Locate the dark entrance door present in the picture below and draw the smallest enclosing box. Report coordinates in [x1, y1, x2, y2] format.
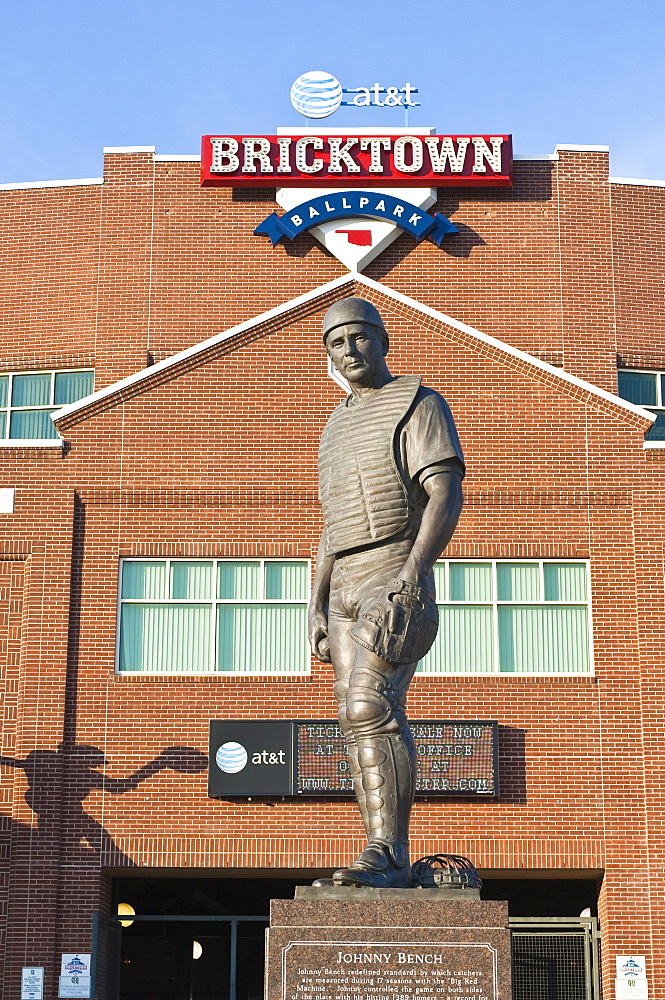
[116, 917, 267, 1000]
[108, 875, 304, 1000]
[91, 913, 122, 1000]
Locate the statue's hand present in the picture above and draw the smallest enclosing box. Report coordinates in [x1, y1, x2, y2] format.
[308, 608, 331, 663]
[396, 563, 431, 591]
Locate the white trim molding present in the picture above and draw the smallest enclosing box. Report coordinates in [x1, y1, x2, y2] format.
[276, 126, 436, 136]
[555, 143, 610, 153]
[610, 176, 665, 188]
[0, 488, 15, 513]
[103, 145, 156, 154]
[0, 177, 103, 192]
[513, 154, 559, 161]
[0, 438, 62, 448]
[51, 272, 656, 431]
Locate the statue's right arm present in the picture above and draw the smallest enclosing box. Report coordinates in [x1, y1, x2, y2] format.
[308, 531, 334, 663]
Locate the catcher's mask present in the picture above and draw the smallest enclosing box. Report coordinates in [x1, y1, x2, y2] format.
[411, 854, 483, 890]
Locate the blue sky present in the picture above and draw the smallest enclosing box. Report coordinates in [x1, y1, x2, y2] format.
[1, 0, 664, 184]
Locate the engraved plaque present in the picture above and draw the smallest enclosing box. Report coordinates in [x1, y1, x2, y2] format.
[281, 940, 499, 1000]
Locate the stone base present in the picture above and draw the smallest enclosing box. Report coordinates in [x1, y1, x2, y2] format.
[265, 895, 511, 1000]
[295, 886, 481, 901]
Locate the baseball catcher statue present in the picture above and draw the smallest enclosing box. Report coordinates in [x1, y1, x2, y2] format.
[309, 297, 465, 889]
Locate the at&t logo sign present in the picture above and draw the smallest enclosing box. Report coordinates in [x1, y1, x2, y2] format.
[290, 71, 419, 119]
[208, 722, 293, 796]
[215, 741, 287, 772]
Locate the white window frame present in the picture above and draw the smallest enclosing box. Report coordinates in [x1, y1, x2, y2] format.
[116, 557, 312, 677]
[0, 368, 94, 446]
[616, 367, 665, 448]
[416, 558, 594, 677]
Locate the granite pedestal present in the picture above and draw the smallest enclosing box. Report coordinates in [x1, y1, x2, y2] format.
[265, 891, 511, 1000]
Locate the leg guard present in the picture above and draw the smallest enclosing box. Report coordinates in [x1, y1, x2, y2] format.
[333, 669, 417, 887]
[332, 733, 414, 887]
[357, 733, 415, 849]
[333, 677, 369, 837]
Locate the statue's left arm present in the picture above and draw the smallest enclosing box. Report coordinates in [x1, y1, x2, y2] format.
[397, 471, 463, 588]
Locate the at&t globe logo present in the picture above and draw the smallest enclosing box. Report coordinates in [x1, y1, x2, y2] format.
[215, 741, 248, 773]
[290, 71, 343, 119]
[289, 72, 420, 120]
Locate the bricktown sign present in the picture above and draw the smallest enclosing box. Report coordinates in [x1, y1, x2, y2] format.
[200, 132, 512, 271]
[200, 134, 513, 187]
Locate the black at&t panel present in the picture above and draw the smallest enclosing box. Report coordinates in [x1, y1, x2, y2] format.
[295, 721, 498, 796]
[209, 720, 293, 797]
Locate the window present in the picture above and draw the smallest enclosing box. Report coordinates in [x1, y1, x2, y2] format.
[617, 368, 665, 441]
[118, 559, 310, 675]
[0, 369, 94, 441]
[417, 561, 591, 675]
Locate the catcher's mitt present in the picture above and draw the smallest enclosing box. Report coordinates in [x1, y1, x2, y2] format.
[351, 578, 439, 665]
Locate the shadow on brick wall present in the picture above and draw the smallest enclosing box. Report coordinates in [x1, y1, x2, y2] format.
[0, 744, 207, 867]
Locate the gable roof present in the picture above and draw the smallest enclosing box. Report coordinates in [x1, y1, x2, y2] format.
[52, 273, 654, 432]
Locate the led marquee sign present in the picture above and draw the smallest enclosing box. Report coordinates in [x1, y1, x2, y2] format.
[200, 135, 513, 188]
[208, 720, 498, 798]
[296, 721, 498, 796]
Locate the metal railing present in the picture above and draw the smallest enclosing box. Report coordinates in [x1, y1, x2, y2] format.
[510, 917, 601, 1000]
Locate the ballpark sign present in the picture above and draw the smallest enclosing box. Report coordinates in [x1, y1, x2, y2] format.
[255, 190, 457, 248]
[200, 134, 513, 188]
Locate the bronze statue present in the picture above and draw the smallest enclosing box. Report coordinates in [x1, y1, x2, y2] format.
[309, 297, 464, 889]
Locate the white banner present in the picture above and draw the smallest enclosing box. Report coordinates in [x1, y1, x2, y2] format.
[21, 967, 44, 1000]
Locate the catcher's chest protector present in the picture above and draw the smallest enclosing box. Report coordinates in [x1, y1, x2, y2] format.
[319, 375, 421, 556]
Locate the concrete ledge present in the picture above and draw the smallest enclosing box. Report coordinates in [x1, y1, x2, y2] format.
[0, 438, 62, 448]
[103, 145, 156, 154]
[513, 154, 559, 161]
[295, 885, 481, 901]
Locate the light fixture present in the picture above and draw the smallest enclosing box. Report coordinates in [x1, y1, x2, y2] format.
[192, 941, 203, 960]
[117, 903, 135, 928]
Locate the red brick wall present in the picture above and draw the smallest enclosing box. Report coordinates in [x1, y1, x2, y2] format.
[612, 180, 665, 367]
[0, 185, 100, 365]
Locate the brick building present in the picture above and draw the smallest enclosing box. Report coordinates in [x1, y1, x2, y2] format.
[0, 135, 664, 1000]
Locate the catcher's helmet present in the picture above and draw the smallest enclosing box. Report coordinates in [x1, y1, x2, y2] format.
[322, 297, 387, 344]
